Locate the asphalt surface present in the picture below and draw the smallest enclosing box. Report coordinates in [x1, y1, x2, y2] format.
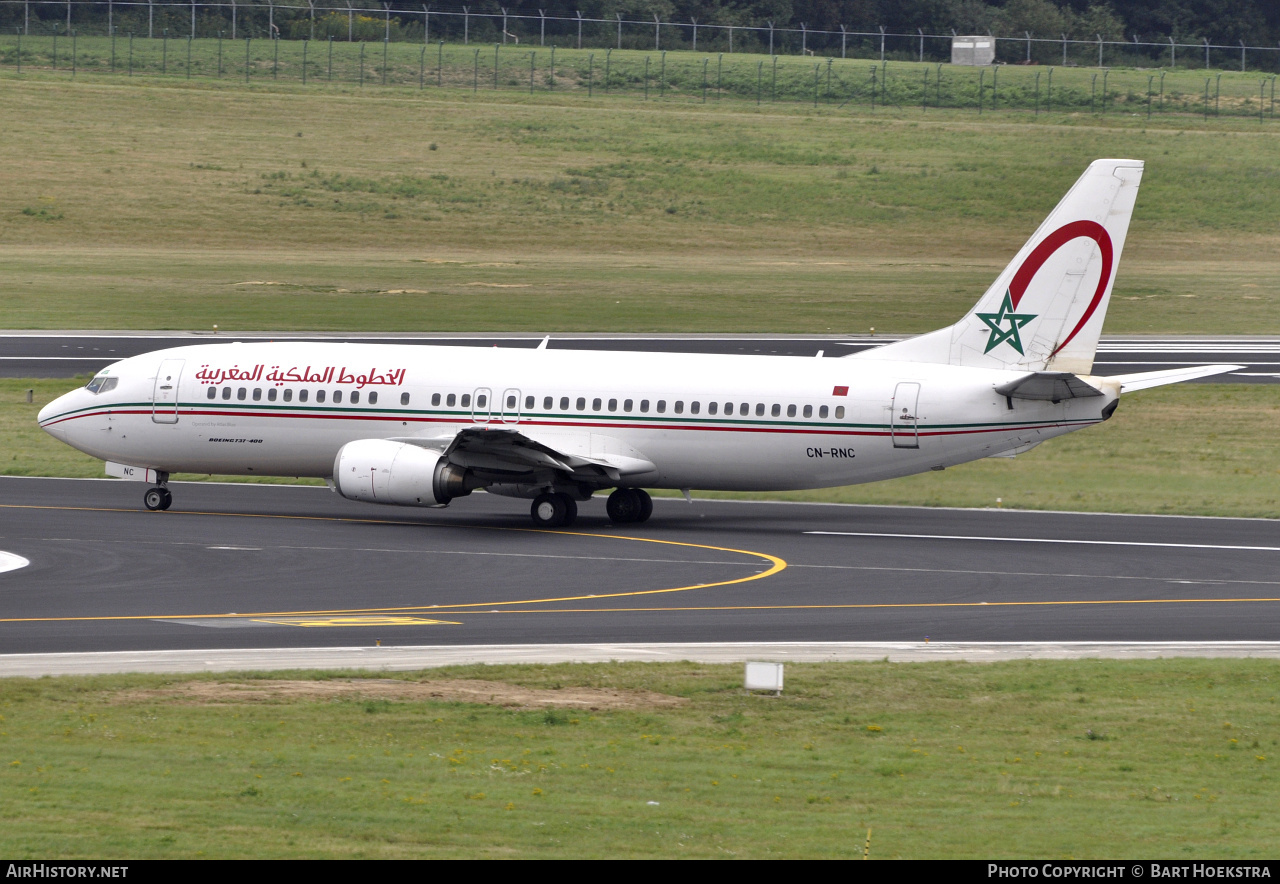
[4, 333, 1279, 382]
[2, 477, 1278, 656]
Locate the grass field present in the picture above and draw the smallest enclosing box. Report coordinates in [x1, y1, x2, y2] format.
[0, 68, 1277, 333]
[2, 660, 1279, 858]
[8, 379, 1280, 517]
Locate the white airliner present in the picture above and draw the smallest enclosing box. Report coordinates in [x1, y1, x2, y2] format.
[38, 159, 1240, 527]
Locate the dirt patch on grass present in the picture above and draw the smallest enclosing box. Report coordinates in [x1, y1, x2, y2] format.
[111, 679, 688, 710]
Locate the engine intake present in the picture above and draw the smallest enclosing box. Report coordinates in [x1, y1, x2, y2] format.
[333, 439, 472, 507]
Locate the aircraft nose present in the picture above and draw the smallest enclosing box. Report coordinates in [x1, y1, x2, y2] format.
[38, 392, 74, 440]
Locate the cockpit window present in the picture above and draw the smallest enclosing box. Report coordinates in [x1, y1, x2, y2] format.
[85, 376, 118, 395]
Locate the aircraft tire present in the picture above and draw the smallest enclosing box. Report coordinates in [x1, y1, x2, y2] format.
[143, 487, 167, 511]
[558, 495, 578, 527]
[606, 488, 641, 523]
[531, 492, 567, 528]
[158, 488, 173, 510]
[634, 489, 653, 523]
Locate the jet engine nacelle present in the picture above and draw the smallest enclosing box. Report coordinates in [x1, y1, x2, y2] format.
[333, 439, 467, 507]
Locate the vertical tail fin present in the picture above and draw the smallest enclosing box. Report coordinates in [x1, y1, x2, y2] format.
[853, 159, 1144, 374]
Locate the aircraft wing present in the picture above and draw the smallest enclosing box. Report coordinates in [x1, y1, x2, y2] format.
[388, 427, 656, 484]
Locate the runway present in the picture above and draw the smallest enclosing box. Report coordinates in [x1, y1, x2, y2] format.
[2, 477, 1279, 660]
[4, 332, 1280, 382]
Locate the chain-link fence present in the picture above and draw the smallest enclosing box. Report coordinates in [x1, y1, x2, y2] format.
[3, 1, 1280, 73]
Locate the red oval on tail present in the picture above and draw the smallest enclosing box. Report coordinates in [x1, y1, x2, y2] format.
[1008, 220, 1113, 358]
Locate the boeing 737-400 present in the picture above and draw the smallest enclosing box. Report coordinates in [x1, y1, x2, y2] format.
[37, 159, 1241, 527]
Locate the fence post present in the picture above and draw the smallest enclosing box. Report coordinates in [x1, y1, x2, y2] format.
[230, 0, 236, 40]
[190, 0, 195, 39]
[879, 25, 885, 62]
[1240, 39, 1245, 73]
[148, 0, 153, 39]
[539, 9, 545, 47]
[24, 0, 28, 36]
[840, 25, 847, 59]
[463, 6, 469, 45]
[728, 25, 732, 53]
[108, 0, 113, 38]
[1025, 30, 1031, 63]
[1062, 32, 1066, 65]
[423, 5, 429, 45]
[801, 23, 807, 56]
[1203, 37, 1209, 70]
[1159, 69, 1166, 109]
[616, 13, 621, 51]
[384, 3, 391, 44]
[1097, 34, 1102, 68]
[308, 1, 315, 41]
[691, 17, 697, 52]
[653, 14, 659, 51]
[268, 0, 274, 40]
[65, 0, 70, 34]
[1169, 36, 1174, 68]
[347, 4, 352, 42]
[768, 21, 773, 57]
[576, 11, 582, 50]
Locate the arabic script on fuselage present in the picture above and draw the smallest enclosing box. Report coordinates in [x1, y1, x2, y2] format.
[194, 364, 408, 388]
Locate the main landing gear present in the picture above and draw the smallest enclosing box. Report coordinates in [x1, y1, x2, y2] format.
[606, 488, 653, 525]
[530, 492, 578, 528]
[143, 473, 172, 512]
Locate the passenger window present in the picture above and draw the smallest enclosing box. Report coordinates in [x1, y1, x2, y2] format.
[333, 390, 342, 404]
[543, 396, 553, 409]
[787, 404, 796, 417]
[350, 391, 359, 404]
[674, 401, 683, 414]
[525, 395, 534, 409]
[460, 394, 470, 407]
[299, 390, 309, 403]
[506, 394, 516, 409]
[252, 388, 262, 401]
[446, 393, 456, 407]
[608, 399, 617, 412]
[623, 399, 633, 412]
[819, 405, 828, 419]
[283, 389, 293, 402]
[771, 404, 781, 417]
[755, 403, 765, 416]
[592, 398, 602, 411]
[477, 394, 487, 408]
[690, 401, 700, 415]
[206, 387, 217, 400]
[725, 402, 734, 415]
[316, 390, 326, 403]
[708, 402, 718, 415]
[835, 406, 845, 419]
[640, 400, 649, 413]
[803, 404, 812, 418]
[431, 393, 441, 406]
[403, 392, 413, 406]
[268, 388, 277, 402]
[559, 397, 569, 410]
[656, 400, 666, 414]
[368, 391, 377, 405]
[576, 397, 586, 411]
[237, 387, 247, 401]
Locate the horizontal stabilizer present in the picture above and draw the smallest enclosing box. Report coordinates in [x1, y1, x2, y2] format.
[1111, 364, 1244, 392]
[994, 372, 1103, 402]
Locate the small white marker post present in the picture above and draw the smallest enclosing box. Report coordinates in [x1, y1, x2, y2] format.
[744, 662, 783, 697]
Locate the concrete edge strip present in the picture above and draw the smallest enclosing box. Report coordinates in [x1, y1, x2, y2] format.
[5, 642, 1280, 677]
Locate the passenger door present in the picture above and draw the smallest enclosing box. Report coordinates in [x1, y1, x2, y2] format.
[151, 359, 184, 424]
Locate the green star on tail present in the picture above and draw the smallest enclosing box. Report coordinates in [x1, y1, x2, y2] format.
[976, 291, 1038, 355]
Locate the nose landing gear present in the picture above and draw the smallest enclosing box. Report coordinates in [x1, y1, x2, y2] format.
[143, 472, 173, 511]
[606, 488, 653, 524]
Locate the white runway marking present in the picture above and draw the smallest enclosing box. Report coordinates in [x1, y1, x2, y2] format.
[0, 552, 31, 574]
[805, 532, 1280, 553]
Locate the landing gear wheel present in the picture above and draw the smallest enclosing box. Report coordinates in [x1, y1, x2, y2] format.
[634, 488, 653, 523]
[559, 495, 578, 527]
[531, 492, 568, 528]
[143, 487, 172, 511]
[607, 488, 653, 524]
